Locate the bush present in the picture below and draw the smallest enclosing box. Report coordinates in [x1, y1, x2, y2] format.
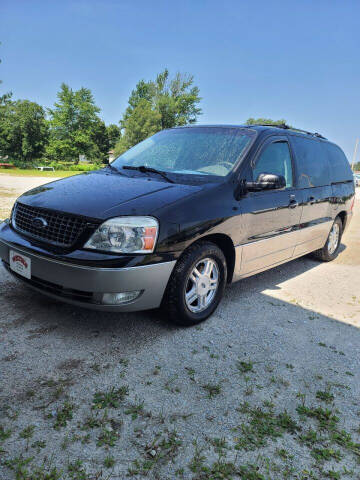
[46, 161, 101, 171]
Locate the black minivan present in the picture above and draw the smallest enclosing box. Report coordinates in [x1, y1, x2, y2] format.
[0, 125, 355, 325]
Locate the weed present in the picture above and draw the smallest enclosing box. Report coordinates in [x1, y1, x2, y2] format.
[104, 455, 115, 468]
[235, 403, 300, 451]
[330, 429, 360, 456]
[237, 360, 254, 373]
[276, 448, 293, 460]
[4, 456, 62, 480]
[129, 430, 182, 475]
[244, 376, 254, 396]
[125, 401, 144, 420]
[90, 363, 101, 373]
[316, 390, 334, 404]
[81, 414, 104, 430]
[210, 353, 220, 359]
[119, 358, 129, 367]
[25, 389, 36, 399]
[19, 425, 35, 439]
[185, 367, 196, 381]
[311, 447, 342, 462]
[299, 428, 319, 446]
[324, 470, 341, 479]
[92, 385, 129, 409]
[68, 460, 88, 480]
[202, 383, 222, 398]
[209, 437, 229, 453]
[296, 405, 339, 430]
[31, 440, 46, 452]
[0, 425, 11, 441]
[164, 375, 181, 393]
[53, 401, 74, 430]
[189, 447, 265, 480]
[97, 427, 119, 447]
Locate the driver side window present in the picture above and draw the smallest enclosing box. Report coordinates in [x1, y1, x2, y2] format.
[253, 141, 293, 188]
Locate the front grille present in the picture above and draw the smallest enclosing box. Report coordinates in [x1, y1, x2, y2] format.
[12, 203, 96, 248]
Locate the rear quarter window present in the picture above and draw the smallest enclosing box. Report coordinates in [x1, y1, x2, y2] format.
[322, 142, 353, 183]
[291, 136, 330, 188]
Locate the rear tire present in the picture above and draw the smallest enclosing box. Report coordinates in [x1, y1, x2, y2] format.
[311, 217, 343, 262]
[162, 241, 227, 326]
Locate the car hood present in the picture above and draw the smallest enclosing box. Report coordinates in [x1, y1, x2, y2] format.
[18, 170, 202, 220]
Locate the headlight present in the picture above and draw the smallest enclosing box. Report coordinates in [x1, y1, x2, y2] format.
[84, 216, 159, 254]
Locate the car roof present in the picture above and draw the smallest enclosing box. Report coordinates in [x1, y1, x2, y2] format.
[172, 124, 328, 141]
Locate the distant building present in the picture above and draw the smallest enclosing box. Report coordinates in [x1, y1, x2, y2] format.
[108, 150, 116, 163]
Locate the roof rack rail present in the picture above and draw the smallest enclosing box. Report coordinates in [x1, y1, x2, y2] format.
[250, 123, 327, 140]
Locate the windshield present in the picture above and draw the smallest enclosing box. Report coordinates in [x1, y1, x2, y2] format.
[112, 127, 255, 177]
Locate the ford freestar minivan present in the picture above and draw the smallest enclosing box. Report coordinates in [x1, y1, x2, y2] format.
[0, 125, 355, 325]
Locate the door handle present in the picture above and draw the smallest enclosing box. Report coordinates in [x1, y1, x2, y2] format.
[288, 195, 298, 209]
[308, 196, 315, 205]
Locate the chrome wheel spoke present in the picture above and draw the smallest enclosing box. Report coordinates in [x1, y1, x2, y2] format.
[186, 287, 198, 305]
[203, 259, 214, 277]
[190, 268, 201, 283]
[328, 223, 340, 254]
[198, 294, 207, 309]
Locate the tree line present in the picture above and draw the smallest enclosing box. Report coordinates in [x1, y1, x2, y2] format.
[0, 67, 204, 166]
[1, 55, 291, 167]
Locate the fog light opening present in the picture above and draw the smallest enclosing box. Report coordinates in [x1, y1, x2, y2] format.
[102, 291, 142, 305]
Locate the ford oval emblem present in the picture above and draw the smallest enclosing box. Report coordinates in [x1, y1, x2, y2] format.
[32, 217, 48, 229]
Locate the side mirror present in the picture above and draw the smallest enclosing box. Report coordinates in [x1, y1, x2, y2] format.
[246, 173, 286, 191]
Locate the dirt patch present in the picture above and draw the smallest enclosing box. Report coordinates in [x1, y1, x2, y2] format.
[0, 174, 60, 219]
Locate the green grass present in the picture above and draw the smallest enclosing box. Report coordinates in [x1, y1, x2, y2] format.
[235, 402, 300, 451]
[52, 401, 75, 430]
[0, 169, 85, 178]
[92, 386, 129, 409]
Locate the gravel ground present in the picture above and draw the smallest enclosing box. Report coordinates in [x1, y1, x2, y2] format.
[0, 177, 359, 479]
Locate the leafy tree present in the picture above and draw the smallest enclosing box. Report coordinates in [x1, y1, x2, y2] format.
[47, 83, 103, 163]
[115, 69, 201, 154]
[0, 100, 48, 163]
[115, 99, 162, 155]
[246, 117, 288, 126]
[106, 124, 121, 149]
[91, 119, 110, 162]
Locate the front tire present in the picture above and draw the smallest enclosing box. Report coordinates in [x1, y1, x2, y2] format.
[162, 241, 227, 326]
[312, 217, 343, 262]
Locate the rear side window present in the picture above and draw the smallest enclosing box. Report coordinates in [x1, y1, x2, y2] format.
[322, 143, 353, 183]
[291, 136, 330, 188]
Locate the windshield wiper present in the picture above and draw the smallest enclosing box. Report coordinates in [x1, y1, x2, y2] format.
[122, 165, 175, 183]
[106, 163, 131, 177]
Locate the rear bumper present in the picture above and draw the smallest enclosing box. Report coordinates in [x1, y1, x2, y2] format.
[0, 226, 176, 312]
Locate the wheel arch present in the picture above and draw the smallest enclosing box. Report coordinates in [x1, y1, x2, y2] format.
[337, 210, 347, 230]
[185, 233, 236, 283]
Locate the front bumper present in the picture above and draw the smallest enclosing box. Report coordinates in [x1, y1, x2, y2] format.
[0, 224, 176, 312]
